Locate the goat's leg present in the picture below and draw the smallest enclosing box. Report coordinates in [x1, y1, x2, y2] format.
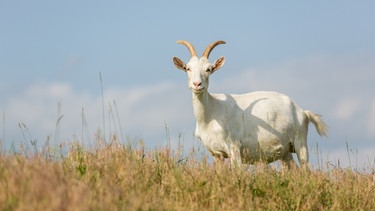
[293, 134, 310, 169]
[229, 143, 243, 169]
[280, 153, 298, 169]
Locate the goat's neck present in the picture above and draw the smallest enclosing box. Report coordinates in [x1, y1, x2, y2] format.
[191, 91, 213, 123]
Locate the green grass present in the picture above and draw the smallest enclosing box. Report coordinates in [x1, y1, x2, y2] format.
[1, 139, 375, 210]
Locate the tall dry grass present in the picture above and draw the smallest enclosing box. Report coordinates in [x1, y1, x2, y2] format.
[1, 140, 375, 210]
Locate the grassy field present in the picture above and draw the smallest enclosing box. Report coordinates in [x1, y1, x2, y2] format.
[1, 139, 375, 211]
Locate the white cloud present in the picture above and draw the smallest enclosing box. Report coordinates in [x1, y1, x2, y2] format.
[3, 83, 94, 144]
[334, 97, 362, 120]
[1, 81, 193, 150]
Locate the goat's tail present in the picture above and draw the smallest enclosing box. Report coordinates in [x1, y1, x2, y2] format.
[305, 110, 328, 137]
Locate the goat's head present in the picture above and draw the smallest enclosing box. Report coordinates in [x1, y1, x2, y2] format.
[173, 40, 226, 95]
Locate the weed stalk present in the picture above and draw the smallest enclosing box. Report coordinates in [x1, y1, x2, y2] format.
[99, 72, 106, 143]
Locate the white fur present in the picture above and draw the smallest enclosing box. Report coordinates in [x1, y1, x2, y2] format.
[173, 40, 327, 168]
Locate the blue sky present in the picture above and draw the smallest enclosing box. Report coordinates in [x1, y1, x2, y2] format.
[1, 1, 375, 169]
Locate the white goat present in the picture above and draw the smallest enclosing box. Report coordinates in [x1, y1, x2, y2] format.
[172, 40, 328, 168]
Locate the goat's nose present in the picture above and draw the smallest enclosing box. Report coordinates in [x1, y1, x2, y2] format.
[193, 82, 202, 87]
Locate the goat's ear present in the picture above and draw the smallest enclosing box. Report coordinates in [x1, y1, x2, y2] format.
[210, 56, 225, 73]
[173, 57, 187, 72]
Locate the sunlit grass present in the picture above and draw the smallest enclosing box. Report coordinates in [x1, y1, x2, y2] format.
[1, 137, 375, 210]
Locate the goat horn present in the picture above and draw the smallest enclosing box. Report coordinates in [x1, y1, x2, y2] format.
[202, 40, 226, 58]
[176, 40, 197, 57]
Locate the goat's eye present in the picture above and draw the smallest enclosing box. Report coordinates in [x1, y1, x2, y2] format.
[206, 67, 212, 72]
[186, 67, 191, 72]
